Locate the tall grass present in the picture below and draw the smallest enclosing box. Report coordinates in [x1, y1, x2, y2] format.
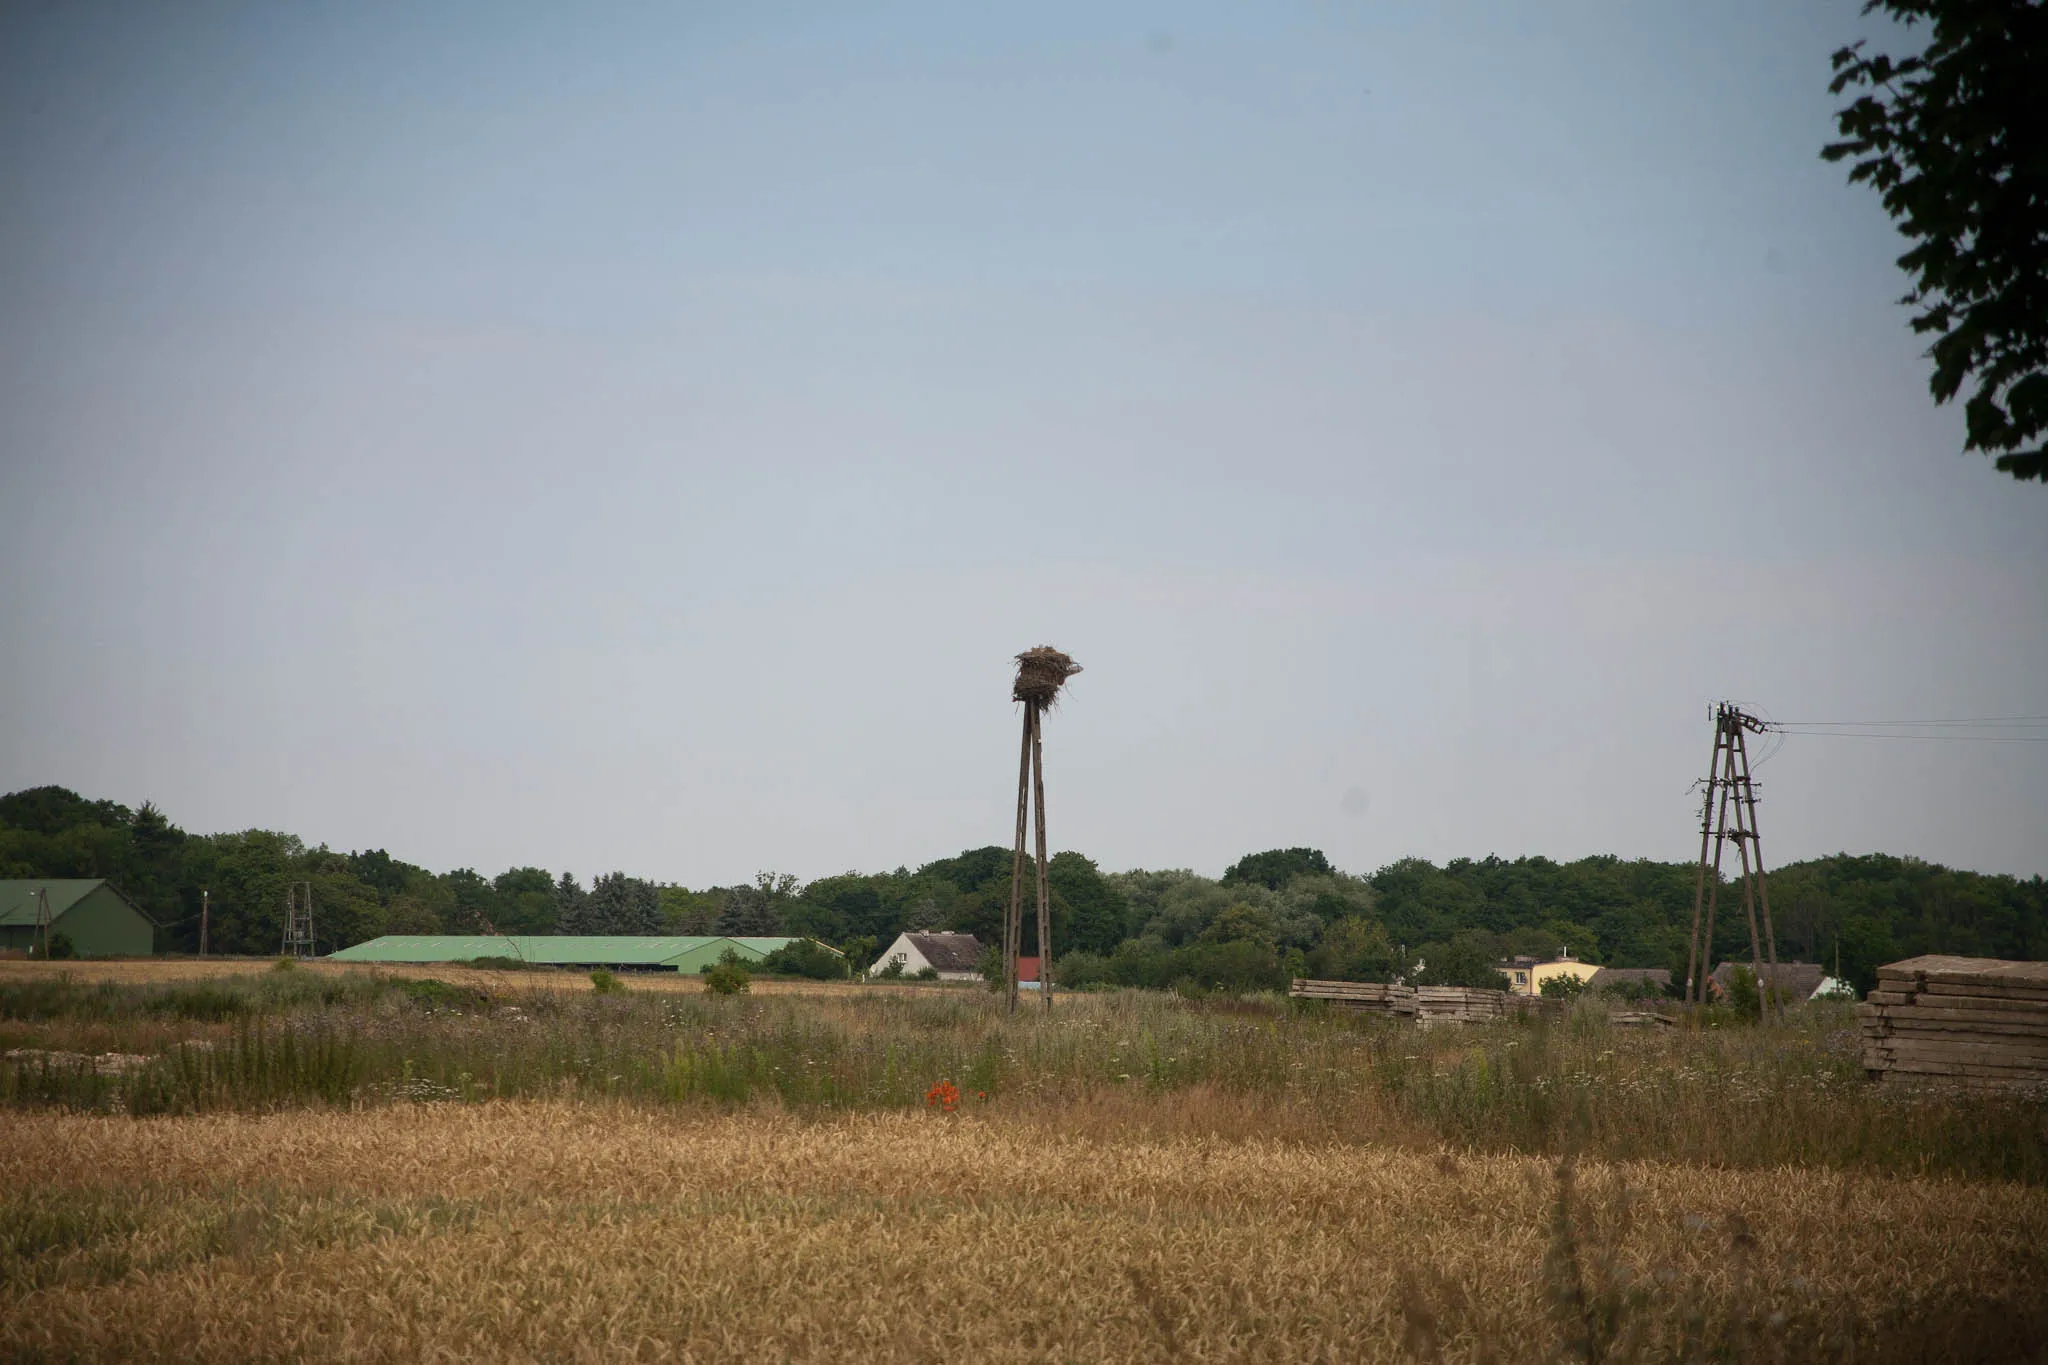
[3, 972, 2044, 1181]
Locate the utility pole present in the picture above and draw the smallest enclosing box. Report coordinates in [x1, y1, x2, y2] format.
[32, 887, 51, 959]
[200, 889, 210, 958]
[1683, 703, 1782, 1019]
[1005, 646, 1080, 1015]
[282, 881, 315, 960]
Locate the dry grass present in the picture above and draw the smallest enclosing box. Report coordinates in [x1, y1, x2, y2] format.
[3, 1101, 2044, 1362]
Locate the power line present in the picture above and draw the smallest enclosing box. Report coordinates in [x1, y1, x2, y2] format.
[1769, 716, 2048, 727]
[1771, 729, 2048, 743]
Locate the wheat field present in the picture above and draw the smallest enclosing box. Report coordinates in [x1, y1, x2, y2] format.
[3, 1100, 2046, 1362]
[5, 964, 2048, 1360]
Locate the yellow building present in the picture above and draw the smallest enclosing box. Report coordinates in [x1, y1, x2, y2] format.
[1494, 948, 1600, 996]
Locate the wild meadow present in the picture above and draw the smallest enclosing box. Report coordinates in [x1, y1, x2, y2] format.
[4, 961, 2047, 1360]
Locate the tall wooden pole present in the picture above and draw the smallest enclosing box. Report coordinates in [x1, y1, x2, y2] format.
[1730, 724, 1783, 1020]
[1697, 719, 1739, 1007]
[1726, 727, 1770, 1020]
[1006, 706, 1032, 1015]
[1031, 702, 1053, 1010]
[1684, 718, 1725, 1008]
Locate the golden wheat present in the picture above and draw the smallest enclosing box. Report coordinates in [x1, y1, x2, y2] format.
[4, 1101, 2044, 1362]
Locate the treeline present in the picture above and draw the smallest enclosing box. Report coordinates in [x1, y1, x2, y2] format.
[3, 786, 2043, 992]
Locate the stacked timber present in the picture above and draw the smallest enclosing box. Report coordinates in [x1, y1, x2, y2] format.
[1859, 955, 2048, 1090]
[1288, 979, 1417, 1017]
[1412, 985, 1509, 1026]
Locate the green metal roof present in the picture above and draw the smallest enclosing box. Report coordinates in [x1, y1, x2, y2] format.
[0, 879, 114, 927]
[325, 935, 806, 966]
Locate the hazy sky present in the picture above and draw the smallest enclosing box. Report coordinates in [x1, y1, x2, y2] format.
[3, 1, 2043, 885]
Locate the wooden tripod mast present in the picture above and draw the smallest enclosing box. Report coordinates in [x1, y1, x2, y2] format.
[1683, 703, 1783, 1019]
[1005, 646, 1080, 1015]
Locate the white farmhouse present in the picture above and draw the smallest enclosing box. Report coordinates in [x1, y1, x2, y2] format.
[869, 931, 985, 982]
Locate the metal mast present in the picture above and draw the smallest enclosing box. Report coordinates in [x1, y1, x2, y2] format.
[282, 881, 315, 959]
[1683, 704, 1782, 1018]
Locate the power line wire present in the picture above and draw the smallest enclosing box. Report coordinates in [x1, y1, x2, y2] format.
[1770, 728, 2048, 743]
[1761, 720, 2048, 732]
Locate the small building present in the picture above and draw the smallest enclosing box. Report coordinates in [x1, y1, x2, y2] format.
[326, 934, 812, 973]
[0, 879, 156, 957]
[1493, 948, 1600, 996]
[1018, 955, 1042, 991]
[869, 931, 984, 982]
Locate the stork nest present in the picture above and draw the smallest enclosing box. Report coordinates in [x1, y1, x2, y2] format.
[1012, 646, 1082, 708]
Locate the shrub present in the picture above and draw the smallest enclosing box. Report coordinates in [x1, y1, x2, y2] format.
[43, 933, 75, 961]
[759, 940, 846, 980]
[1411, 935, 1510, 990]
[401, 979, 492, 1010]
[1102, 939, 1287, 995]
[463, 956, 531, 971]
[271, 958, 298, 974]
[875, 957, 907, 981]
[589, 969, 627, 995]
[914, 966, 939, 981]
[1053, 951, 1110, 990]
[1303, 918, 1395, 983]
[702, 952, 750, 996]
[149, 984, 249, 1022]
[1725, 965, 1761, 1020]
[1540, 975, 1588, 1000]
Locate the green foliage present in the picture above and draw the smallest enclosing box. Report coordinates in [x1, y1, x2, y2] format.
[1101, 938, 1287, 995]
[462, 956, 531, 971]
[913, 966, 939, 981]
[1052, 950, 1110, 990]
[1825, 3, 2048, 481]
[1725, 965, 1762, 1021]
[588, 969, 626, 996]
[4, 786, 2043, 1002]
[1048, 852, 1127, 955]
[758, 939, 846, 980]
[701, 952, 750, 996]
[1304, 917, 1397, 983]
[399, 978, 492, 1010]
[1539, 974, 1588, 1001]
[42, 933, 75, 961]
[150, 984, 250, 1022]
[584, 872, 662, 935]
[1200, 903, 1279, 947]
[1222, 847, 1334, 890]
[1413, 933, 1511, 990]
[715, 872, 797, 936]
[271, 957, 297, 973]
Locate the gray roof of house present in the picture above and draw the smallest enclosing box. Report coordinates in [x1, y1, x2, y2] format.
[1710, 961, 1826, 998]
[1589, 967, 1672, 988]
[904, 932, 984, 972]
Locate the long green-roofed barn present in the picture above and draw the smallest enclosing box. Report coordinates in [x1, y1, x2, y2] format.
[0, 880, 156, 957]
[325, 935, 826, 973]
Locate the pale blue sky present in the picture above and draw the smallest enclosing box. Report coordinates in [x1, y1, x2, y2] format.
[3, 1, 2043, 882]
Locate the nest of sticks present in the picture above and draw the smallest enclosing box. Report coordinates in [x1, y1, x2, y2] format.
[1012, 646, 1082, 708]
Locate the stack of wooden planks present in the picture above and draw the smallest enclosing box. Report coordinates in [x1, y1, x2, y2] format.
[1859, 955, 2048, 1089]
[1412, 985, 1508, 1026]
[1288, 979, 1417, 1017]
